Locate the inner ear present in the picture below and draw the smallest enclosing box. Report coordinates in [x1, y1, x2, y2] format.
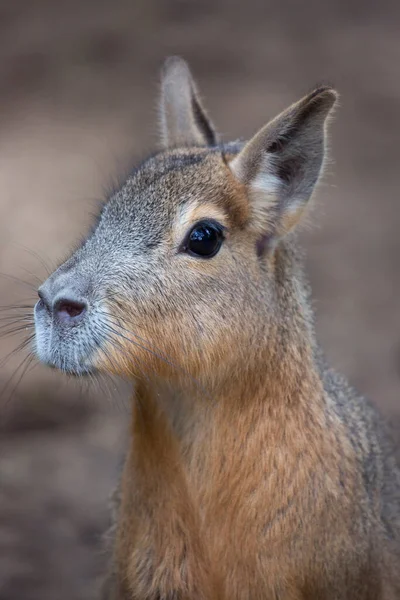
[230, 86, 337, 239]
[159, 56, 217, 149]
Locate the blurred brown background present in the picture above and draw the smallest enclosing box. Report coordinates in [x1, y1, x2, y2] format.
[0, 1, 399, 598]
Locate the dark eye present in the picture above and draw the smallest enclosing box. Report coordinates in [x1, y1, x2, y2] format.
[183, 221, 224, 258]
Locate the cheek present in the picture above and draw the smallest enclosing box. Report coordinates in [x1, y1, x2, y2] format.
[93, 262, 256, 379]
[92, 290, 189, 378]
[93, 294, 219, 380]
[93, 318, 199, 381]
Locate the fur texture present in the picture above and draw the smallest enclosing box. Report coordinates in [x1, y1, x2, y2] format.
[34, 58, 400, 599]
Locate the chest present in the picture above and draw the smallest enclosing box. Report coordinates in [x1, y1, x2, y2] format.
[116, 442, 339, 600]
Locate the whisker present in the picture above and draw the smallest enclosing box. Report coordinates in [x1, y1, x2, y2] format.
[14, 242, 53, 276]
[0, 319, 34, 335]
[0, 272, 37, 291]
[102, 373, 128, 413]
[0, 334, 35, 370]
[0, 353, 35, 424]
[0, 317, 34, 328]
[0, 314, 34, 323]
[103, 321, 173, 371]
[102, 331, 151, 385]
[91, 330, 137, 413]
[6, 354, 36, 403]
[104, 304, 184, 358]
[99, 318, 211, 399]
[81, 337, 110, 407]
[0, 324, 33, 339]
[88, 333, 130, 410]
[101, 319, 210, 401]
[0, 303, 35, 313]
[95, 333, 149, 415]
[20, 266, 42, 286]
[105, 317, 181, 370]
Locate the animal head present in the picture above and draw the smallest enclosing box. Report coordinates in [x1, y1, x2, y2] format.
[34, 57, 336, 388]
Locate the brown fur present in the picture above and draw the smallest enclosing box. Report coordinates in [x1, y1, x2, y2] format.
[36, 58, 399, 599]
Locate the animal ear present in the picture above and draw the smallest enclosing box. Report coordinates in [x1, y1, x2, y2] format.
[159, 56, 217, 149]
[229, 87, 337, 241]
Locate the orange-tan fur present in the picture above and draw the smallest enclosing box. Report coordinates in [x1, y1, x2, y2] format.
[97, 60, 400, 599]
[34, 57, 399, 599]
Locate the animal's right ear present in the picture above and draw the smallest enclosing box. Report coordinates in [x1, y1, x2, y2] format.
[159, 56, 217, 149]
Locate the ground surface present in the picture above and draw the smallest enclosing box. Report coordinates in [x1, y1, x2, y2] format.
[0, 1, 399, 598]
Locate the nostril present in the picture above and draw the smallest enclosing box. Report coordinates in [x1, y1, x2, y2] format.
[54, 298, 87, 323]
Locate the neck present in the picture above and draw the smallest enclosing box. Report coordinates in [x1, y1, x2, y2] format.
[131, 315, 323, 457]
[116, 309, 346, 598]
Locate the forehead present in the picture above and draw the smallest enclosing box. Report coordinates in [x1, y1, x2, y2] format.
[96, 148, 247, 240]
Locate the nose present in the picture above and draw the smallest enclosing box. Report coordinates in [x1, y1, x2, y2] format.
[38, 287, 87, 324]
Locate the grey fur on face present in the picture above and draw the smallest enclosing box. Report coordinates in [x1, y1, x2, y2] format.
[35, 148, 244, 375]
[34, 60, 335, 383]
[34, 57, 400, 600]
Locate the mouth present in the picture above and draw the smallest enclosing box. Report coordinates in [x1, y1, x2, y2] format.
[34, 300, 101, 377]
[44, 361, 97, 377]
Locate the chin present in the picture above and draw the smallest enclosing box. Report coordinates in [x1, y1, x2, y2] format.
[34, 331, 96, 377]
[36, 345, 95, 376]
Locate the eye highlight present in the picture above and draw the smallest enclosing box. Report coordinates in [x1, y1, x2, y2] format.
[181, 220, 225, 258]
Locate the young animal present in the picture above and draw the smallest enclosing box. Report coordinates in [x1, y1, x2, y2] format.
[34, 58, 400, 599]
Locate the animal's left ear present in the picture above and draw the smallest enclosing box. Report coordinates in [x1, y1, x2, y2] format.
[159, 56, 217, 149]
[230, 87, 337, 240]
